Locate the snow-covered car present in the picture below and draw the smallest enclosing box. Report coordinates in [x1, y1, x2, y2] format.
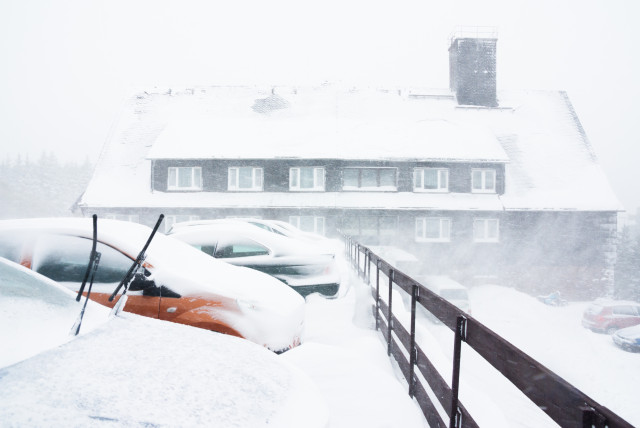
[0, 257, 329, 427]
[0, 218, 305, 352]
[168, 221, 341, 298]
[415, 275, 471, 314]
[581, 300, 640, 334]
[612, 324, 640, 352]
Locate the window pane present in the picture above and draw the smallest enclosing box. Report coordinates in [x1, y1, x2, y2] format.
[178, 167, 192, 187]
[425, 219, 441, 238]
[485, 171, 495, 190]
[415, 218, 425, 238]
[414, 169, 422, 189]
[343, 169, 358, 187]
[487, 219, 498, 239]
[439, 170, 448, 189]
[442, 219, 451, 239]
[472, 171, 483, 190]
[168, 168, 177, 187]
[473, 220, 484, 239]
[290, 168, 299, 188]
[300, 168, 314, 188]
[215, 238, 269, 258]
[424, 169, 438, 189]
[193, 168, 202, 188]
[239, 167, 253, 188]
[361, 169, 377, 187]
[228, 168, 237, 188]
[315, 217, 325, 235]
[314, 168, 324, 189]
[254, 168, 263, 188]
[379, 169, 395, 187]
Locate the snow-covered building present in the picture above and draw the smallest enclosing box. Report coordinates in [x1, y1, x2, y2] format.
[79, 34, 622, 299]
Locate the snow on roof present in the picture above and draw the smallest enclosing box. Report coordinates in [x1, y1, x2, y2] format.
[81, 85, 622, 212]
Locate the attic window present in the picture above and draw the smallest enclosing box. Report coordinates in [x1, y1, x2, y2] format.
[471, 169, 496, 193]
[290, 167, 325, 191]
[414, 168, 448, 192]
[168, 167, 202, 191]
[228, 167, 263, 191]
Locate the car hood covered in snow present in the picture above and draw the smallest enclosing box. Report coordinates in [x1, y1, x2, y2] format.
[0, 218, 306, 351]
[0, 258, 328, 427]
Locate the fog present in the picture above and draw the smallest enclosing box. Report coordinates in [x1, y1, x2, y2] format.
[0, 0, 639, 214]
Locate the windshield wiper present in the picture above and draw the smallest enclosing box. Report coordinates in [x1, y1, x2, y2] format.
[108, 214, 164, 305]
[71, 214, 101, 336]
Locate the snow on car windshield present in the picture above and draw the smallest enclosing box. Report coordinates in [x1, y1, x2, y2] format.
[0, 257, 110, 368]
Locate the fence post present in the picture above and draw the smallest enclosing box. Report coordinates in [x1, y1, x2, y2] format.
[450, 316, 467, 428]
[387, 269, 394, 356]
[375, 259, 380, 330]
[409, 283, 418, 397]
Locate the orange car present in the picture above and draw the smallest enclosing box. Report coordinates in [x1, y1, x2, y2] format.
[0, 218, 305, 352]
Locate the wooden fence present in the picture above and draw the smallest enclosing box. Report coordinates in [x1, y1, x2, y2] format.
[345, 237, 633, 428]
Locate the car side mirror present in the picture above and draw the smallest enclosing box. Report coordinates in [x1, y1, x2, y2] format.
[129, 273, 156, 291]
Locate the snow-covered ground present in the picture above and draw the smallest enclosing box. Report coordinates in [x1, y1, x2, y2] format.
[3, 247, 638, 427]
[320, 257, 640, 427]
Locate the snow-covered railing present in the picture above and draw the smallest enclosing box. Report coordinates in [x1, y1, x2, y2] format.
[344, 237, 633, 428]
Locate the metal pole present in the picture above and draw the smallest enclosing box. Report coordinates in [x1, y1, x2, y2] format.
[375, 259, 380, 330]
[450, 316, 467, 428]
[387, 269, 394, 356]
[409, 283, 418, 397]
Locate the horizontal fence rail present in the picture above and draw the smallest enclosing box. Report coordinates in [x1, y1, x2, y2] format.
[344, 237, 633, 428]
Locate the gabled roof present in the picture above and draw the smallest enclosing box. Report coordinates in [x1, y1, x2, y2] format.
[80, 85, 622, 212]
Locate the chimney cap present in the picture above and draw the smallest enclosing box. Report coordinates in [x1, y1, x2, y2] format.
[449, 26, 498, 44]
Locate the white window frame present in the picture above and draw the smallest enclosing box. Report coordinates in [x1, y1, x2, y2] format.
[471, 169, 496, 193]
[413, 168, 449, 192]
[289, 167, 325, 191]
[165, 215, 200, 233]
[228, 167, 264, 191]
[167, 167, 202, 191]
[289, 215, 325, 236]
[342, 167, 397, 191]
[473, 218, 499, 242]
[415, 217, 451, 242]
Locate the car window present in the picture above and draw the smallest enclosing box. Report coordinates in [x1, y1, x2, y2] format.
[32, 234, 133, 284]
[613, 306, 637, 316]
[214, 237, 269, 258]
[0, 239, 23, 263]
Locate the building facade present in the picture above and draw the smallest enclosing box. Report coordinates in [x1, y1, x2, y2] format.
[80, 34, 621, 299]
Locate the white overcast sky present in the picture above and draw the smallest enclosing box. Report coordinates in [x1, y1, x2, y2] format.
[1, 0, 638, 213]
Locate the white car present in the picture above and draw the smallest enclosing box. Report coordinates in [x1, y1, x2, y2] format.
[168, 221, 342, 298]
[0, 218, 305, 352]
[415, 275, 471, 314]
[0, 257, 329, 427]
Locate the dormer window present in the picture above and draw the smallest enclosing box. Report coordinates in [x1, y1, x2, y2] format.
[471, 169, 496, 193]
[414, 168, 448, 192]
[342, 168, 397, 191]
[167, 167, 202, 191]
[228, 167, 263, 191]
[290, 167, 325, 191]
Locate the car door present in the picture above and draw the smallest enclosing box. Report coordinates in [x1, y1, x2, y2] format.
[30, 234, 161, 318]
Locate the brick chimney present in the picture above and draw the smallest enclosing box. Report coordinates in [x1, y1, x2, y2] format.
[449, 27, 498, 107]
